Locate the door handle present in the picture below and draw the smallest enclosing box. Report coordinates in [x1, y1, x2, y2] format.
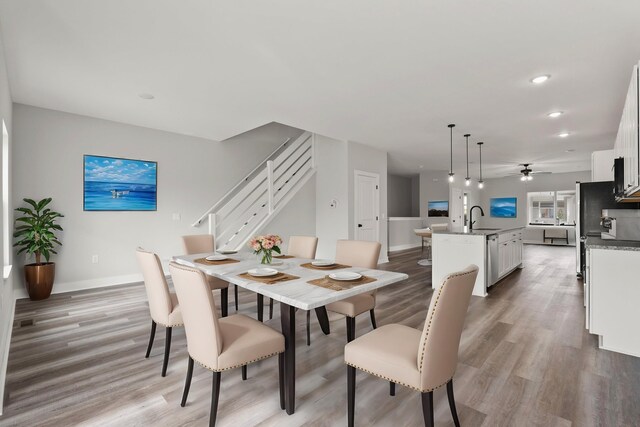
[358, 224, 363, 228]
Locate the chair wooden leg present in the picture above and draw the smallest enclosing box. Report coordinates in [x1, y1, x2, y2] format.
[145, 320, 156, 358]
[269, 298, 274, 320]
[347, 365, 356, 427]
[278, 353, 285, 410]
[390, 382, 395, 396]
[162, 327, 172, 377]
[369, 309, 377, 329]
[447, 379, 461, 427]
[346, 317, 356, 342]
[242, 365, 247, 381]
[210, 371, 221, 427]
[220, 288, 228, 318]
[421, 391, 434, 427]
[234, 285, 239, 311]
[306, 310, 311, 346]
[181, 356, 194, 407]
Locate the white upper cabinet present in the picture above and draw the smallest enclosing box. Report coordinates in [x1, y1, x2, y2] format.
[613, 64, 640, 196]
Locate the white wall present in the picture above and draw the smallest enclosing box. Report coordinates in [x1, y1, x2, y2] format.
[348, 141, 388, 263]
[419, 170, 450, 226]
[11, 105, 314, 296]
[410, 175, 420, 216]
[476, 171, 590, 229]
[314, 135, 349, 259]
[387, 174, 414, 217]
[0, 23, 14, 415]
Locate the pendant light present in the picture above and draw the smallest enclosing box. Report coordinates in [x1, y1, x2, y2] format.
[477, 142, 484, 189]
[464, 134, 471, 186]
[447, 124, 455, 182]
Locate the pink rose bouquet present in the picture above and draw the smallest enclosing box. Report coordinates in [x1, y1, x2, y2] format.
[248, 234, 282, 264]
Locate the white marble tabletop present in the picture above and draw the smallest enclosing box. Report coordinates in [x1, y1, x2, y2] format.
[172, 252, 409, 310]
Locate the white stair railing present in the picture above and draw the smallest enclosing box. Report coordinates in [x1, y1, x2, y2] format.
[192, 132, 315, 251]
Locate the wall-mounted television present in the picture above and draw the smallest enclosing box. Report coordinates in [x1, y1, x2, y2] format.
[490, 197, 517, 218]
[84, 155, 157, 211]
[428, 200, 449, 217]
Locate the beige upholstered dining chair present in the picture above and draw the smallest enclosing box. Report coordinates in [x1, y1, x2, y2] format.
[181, 234, 233, 317]
[321, 240, 382, 343]
[169, 262, 285, 426]
[344, 264, 479, 427]
[136, 247, 183, 377]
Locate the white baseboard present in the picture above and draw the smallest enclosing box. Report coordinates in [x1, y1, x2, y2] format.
[0, 296, 15, 416]
[13, 273, 144, 300]
[389, 243, 422, 252]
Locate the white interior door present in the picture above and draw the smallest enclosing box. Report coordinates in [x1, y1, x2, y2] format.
[450, 187, 463, 232]
[354, 170, 380, 242]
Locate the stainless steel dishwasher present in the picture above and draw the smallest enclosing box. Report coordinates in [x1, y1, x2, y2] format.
[486, 235, 499, 287]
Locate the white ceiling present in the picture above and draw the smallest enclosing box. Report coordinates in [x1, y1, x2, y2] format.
[1, 1, 640, 177]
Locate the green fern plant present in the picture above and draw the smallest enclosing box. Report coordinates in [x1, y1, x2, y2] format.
[13, 198, 64, 265]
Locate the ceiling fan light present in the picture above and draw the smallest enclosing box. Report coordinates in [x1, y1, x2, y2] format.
[527, 175, 533, 181]
[520, 175, 526, 181]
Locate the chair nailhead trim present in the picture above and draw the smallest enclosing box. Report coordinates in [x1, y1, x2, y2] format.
[418, 269, 476, 373]
[194, 351, 283, 372]
[345, 362, 451, 393]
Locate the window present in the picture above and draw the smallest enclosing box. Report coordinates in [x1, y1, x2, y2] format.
[527, 190, 576, 226]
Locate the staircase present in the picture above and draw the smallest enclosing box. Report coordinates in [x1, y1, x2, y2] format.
[191, 131, 316, 251]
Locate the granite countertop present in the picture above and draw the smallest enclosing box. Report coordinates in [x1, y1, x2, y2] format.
[585, 236, 640, 251]
[434, 226, 525, 236]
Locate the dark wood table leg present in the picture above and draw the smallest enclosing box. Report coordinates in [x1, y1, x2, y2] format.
[257, 294, 264, 322]
[314, 307, 331, 335]
[220, 288, 228, 317]
[280, 302, 296, 414]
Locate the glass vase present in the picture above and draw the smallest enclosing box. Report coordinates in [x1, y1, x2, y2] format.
[260, 250, 273, 265]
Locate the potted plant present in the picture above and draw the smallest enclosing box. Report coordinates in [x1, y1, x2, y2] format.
[13, 198, 64, 300]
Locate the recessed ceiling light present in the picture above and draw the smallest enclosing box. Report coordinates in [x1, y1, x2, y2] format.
[139, 93, 155, 100]
[547, 111, 563, 118]
[530, 74, 551, 84]
[566, 149, 575, 152]
[558, 132, 570, 138]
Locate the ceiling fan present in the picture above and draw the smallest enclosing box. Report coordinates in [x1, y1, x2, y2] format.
[507, 163, 552, 181]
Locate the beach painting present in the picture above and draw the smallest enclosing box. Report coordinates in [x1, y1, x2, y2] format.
[490, 197, 517, 218]
[84, 155, 157, 211]
[428, 200, 449, 217]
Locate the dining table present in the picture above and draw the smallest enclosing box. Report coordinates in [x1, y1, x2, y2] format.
[173, 251, 409, 415]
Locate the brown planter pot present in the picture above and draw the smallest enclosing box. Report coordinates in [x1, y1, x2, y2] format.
[24, 262, 56, 301]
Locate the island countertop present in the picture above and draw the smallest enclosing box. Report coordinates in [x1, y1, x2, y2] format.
[585, 236, 640, 251]
[433, 226, 525, 237]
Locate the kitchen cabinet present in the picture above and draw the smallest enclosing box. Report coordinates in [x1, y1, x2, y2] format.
[613, 64, 639, 197]
[497, 230, 523, 279]
[591, 149, 614, 182]
[586, 247, 640, 357]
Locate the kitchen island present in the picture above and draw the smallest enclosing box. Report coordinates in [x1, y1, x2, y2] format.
[432, 227, 524, 297]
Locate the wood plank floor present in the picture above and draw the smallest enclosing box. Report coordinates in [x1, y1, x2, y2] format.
[1, 245, 639, 426]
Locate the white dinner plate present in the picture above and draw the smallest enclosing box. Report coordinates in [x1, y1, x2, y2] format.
[329, 272, 362, 281]
[217, 250, 237, 255]
[206, 254, 228, 261]
[248, 268, 279, 277]
[312, 259, 336, 267]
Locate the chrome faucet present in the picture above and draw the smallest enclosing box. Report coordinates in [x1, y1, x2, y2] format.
[469, 205, 485, 231]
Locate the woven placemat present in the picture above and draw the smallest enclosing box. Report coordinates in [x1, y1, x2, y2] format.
[307, 275, 376, 291]
[300, 262, 351, 271]
[237, 272, 300, 285]
[194, 258, 241, 266]
[273, 255, 295, 259]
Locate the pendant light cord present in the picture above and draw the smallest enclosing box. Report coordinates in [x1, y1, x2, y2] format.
[448, 124, 455, 174]
[478, 142, 483, 181]
[464, 134, 470, 179]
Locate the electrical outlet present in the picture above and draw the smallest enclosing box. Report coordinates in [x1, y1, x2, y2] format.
[92, 255, 99, 264]
[172, 213, 181, 221]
